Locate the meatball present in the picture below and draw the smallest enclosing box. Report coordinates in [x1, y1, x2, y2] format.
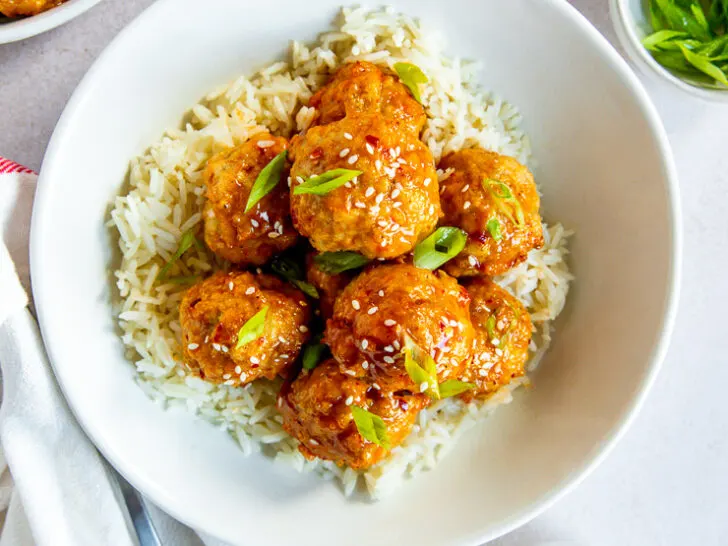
[203, 133, 298, 265]
[179, 271, 311, 386]
[305, 252, 354, 321]
[290, 115, 441, 259]
[279, 359, 428, 469]
[309, 61, 426, 135]
[438, 148, 544, 277]
[459, 278, 532, 401]
[326, 263, 475, 392]
[0, 0, 64, 17]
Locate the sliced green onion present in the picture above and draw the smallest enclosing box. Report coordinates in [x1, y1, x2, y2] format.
[351, 406, 390, 449]
[271, 256, 319, 298]
[235, 306, 269, 350]
[485, 314, 498, 341]
[293, 169, 362, 196]
[302, 339, 328, 370]
[314, 251, 370, 274]
[404, 336, 440, 400]
[245, 150, 287, 212]
[157, 228, 198, 281]
[641, 29, 689, 50]
[484, 179, 526, 226]
[394, 62, 429, 103]
[439, 380, 476, 399]
[680, 43, 728, 85]
[486, 218, 502, 241]
[413, 227, 467, 270]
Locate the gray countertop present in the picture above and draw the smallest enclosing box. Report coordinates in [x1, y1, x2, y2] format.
[1, 1, 727, 545]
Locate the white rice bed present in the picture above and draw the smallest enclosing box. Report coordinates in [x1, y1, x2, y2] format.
[110, 6, 573, 499]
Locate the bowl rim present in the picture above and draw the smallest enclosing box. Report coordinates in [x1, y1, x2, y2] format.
[610, 0, 728, 103]
[29, 0, 683, 543]
[0, 0, 105, 44]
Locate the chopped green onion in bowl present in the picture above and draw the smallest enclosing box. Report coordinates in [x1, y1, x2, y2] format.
[641, 0, 728, 90]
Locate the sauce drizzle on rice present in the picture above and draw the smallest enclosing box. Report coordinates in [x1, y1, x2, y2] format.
[109, 6, 573, 499]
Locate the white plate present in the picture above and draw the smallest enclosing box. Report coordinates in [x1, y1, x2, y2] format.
[0, 0, 103, 44]
[30, 0, 681, 544]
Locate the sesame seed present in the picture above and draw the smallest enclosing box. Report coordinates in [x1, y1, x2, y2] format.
[277, 398, 283, 407]
[479, 369, 488, 377]
[423, 177, 431, 187]
[380, 241, 387, 247]
[373, 382, 381, 390]
[361, 339, 369, 350]
[251, 219, 260, 228]
[204, 335, 209, 343]
[397, 158, 407, 165]
[495, 348, 504, 356]
[464, 201, 471, 210]
[362, 361, 369, 370]
[449, 319, 459, 327]
[383, 356, 394, 364]
[344, 132, 353, 140]
[339, 148, 350, 158]
[393, 340, 401, 350]
[268, 232, 280, 238]
[355, 201, 366, 208]
[224, 379, 235, 386]
[378, 290, 385, 297]
[384, 346, 394, 353]
[250, 356, 260, 364]
[391, 188, 401, 199]
[352, 300, 361, 310]
[468, 255, 477, 267]
[261, 212, 269, 222]
[229, 281, 234, 291]
[345, 369, 357, 376]
[235, 366, 242, 374]
[212, 343, 221, 351]
[221, 345, 229, 353]
[278, 336, 286, 343]
[257, 140, 275, 148]
[393, 202, 402, 208]
[309, 439, 320, 446]
[240, 372, 248, 382]
[223, 373, 231, 379]
[375, 193, 385, 204]
[245, 287, 256, 295]
[419, 381, 428, 393]
[280, 354, 289, 359]
[344, 182, 352, 188]
[462, 184, 470, 193]
[348, 155, 359, 165]
[428, 205, 434, 215]
[377, 219, 388, 227]
[365, 187, 375, 197]
[375, 159, 382, 170]
[187, 343, 199, 350]
[384, 319, 397, 327]
[299, 325, 309, 333]
[366, 143, 375, 155]
[368, 306, 378, 315]
[345, 395, 354, 406]
[296, 176, 304, 184]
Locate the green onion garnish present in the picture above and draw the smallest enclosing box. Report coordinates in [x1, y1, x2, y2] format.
[642, 0, 728, 88]
[486, 218, 502, 241]
[483, 179, 525, 226]
[404, 336, 440, 400]
[302, 339, 328, 370]
[413, 227, 467, 270]
[394, 62, 429, 103]
[351, 406, 390, 449]
[485, 314, 498, 342]
[245, 150, 288, 212]
[293, 169, 362, 196]
[235, 306, 269, 350]
[439, 380, 476, 399]
[157, 228, 198, 281]
[270, 256, 319, 299]
[313, 251, 370, 274]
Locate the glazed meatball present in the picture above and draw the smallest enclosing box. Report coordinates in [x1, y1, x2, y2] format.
[290, 115, 441, 259]
[203, 133, 298, 266]
[0, 0, 64, 17]
[305, 252, 354, 321]
[179, 271, 311, 386]
[438, 148, 544, 277]
[309, 61, 426, 135]
[459, 278, 532, 401]
[279, 359, 428, 469]
[326, 263, 475, 392]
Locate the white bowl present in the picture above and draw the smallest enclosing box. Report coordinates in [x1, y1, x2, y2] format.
[611, 0, 728, 103]
[0, 0, 104, 44]
[30, 0, 681, 544]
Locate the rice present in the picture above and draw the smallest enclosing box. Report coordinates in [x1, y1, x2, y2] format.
[109, 6, 573, 499]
